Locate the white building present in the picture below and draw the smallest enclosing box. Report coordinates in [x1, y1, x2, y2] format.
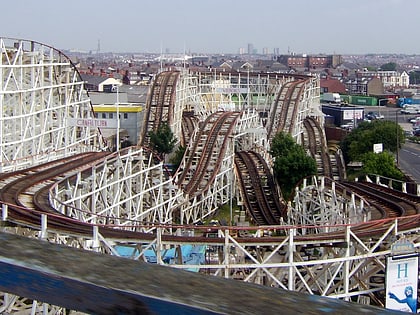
[357, 70, 410, 88]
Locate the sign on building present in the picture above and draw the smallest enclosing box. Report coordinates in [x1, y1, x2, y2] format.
[215, 87, 248, 94]
[343, 109, 363, 120]
[67, 118, 117, 129]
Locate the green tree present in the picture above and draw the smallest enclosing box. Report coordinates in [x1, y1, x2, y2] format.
[380, 62, 397, 71]
[341, 120, 404, 164]
[169, 145, 186, 171]
[365, 66, 377, 71]
[148, 122, 177, 160]
[270, 132, 317, 199]
[360, 151, 404, 180]
[409, 70, 420, 85]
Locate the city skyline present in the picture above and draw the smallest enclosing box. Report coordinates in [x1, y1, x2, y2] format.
[2, 0, 420, 55]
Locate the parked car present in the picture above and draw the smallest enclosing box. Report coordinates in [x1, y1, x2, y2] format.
[404, 130, 413, 137]
[409, 116, 420, 124]
[366, 111, 384, 120]
[413, 129, 420, 137]
[340, 122, 354, 130]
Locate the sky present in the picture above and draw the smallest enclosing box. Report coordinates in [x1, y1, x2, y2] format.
[2, 0, 420, 55]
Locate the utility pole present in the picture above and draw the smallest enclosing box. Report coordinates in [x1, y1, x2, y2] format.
[396, 110, 399, 165]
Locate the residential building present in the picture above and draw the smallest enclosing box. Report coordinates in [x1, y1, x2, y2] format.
[344, 77, 384, 96]
[320, 77, 347, 94]
[277, 54, 343, 70]
[80, 74, 121, 92]
[355, 70, 409, 88]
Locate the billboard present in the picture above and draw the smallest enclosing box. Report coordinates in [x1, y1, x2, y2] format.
[386, 254, 418, 313]
[343, 109, 363, 120]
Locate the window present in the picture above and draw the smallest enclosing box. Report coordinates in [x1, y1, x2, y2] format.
[124, 113, 128, 119]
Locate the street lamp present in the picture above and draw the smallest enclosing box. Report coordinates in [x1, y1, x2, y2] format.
[116, 84, 120, 152]
[247, 67, 250, 111]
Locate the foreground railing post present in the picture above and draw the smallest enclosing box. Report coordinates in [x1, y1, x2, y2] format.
[288, 228, 295, 291]
[39, 214, 48, 240]
[344, 225, 351, 301]
[156, 227, 163, 265]
[224, 228, 230, 279]
[92, 225, 100, 252]
[1, 204, 7, 221]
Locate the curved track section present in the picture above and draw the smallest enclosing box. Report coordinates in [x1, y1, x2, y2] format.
[292, 176, 420, 238]
[339, 180, 420, 221]
[235, 151, 286, 225]
[0, 152, 107, 233]
[139, 70, 180, 147]
[0, 150, 161, 240]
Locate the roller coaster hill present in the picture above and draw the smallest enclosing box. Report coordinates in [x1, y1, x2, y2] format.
[0, 38, 419, 313]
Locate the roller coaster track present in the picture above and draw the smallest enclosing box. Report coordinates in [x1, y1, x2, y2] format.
[267, 79, 307, 140]
[0, 151, 158, 240]
[235, 151, 286, 225]
[181, 111, 198, 147]
[1, 151, 417, 243]
[302, 117, 333, 178]
[26, 71, 411, 242]
[0, 153, 105, 232]
[312, 177, 420, 238]
[339, 180, 420, 221]
[139, 71, 180, 146]
[177, 111, 241, 196]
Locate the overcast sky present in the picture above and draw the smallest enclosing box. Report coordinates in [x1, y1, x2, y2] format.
[2, 0, 419, 55]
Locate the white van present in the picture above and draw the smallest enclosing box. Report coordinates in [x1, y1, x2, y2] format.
[322, 93, 341, 103]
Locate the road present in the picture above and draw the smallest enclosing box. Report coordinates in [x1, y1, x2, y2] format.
[398, 141, 420, 183]
[381, 106, 420, 183]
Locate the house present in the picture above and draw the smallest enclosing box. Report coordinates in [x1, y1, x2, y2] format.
[80, 74, 121, 92]
[355, 70, 410, 88]
[320, 77, 347, 94]
[344, 77, 384, 96]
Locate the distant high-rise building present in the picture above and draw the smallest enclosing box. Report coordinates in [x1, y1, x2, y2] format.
[262, 47, 269, 55]
[273, 48, 280, 56]
[247, 43, 254, 55]
[239, 47, 246, 55]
